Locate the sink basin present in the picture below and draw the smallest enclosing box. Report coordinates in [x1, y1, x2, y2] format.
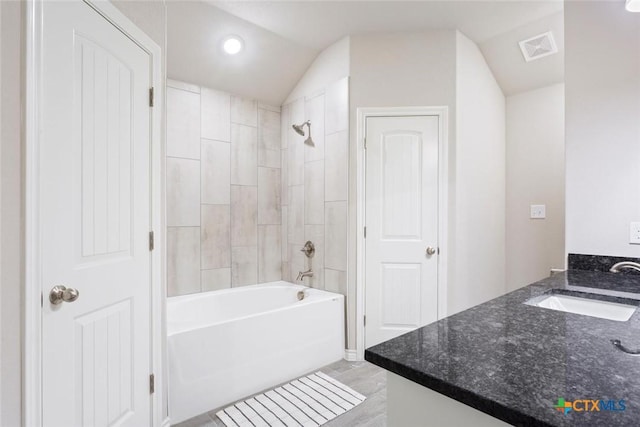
[527, 294, 637, 322]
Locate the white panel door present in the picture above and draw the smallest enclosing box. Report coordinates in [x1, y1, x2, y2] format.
[365, 116, 439, 348]
[40, 2, 152, 426]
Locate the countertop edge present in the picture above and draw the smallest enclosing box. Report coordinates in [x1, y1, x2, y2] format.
[364, 349, 554, 427]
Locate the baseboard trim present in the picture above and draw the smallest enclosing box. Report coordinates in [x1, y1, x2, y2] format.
[344, 349, 358, 361]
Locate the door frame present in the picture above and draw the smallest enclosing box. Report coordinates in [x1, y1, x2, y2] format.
[355, 106, 449, 360]
[24, 1, 166, 426]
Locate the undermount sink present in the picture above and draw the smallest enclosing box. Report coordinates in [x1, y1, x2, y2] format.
[526, 293, 638, 322]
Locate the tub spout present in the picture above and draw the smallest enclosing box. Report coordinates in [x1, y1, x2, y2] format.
[296, 269, 313, 281]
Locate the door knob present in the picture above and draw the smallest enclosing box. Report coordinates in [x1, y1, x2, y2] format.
[426, 247, 437, 256]
[49, 285, 80, 305]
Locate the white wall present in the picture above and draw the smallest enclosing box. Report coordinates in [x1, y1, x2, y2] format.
[349, 30, 457, 346]
[453, 32, 506, 314]
[284, 37, 350, 104]
[1, 2, 23, 425]
[112, 0, 166, 49]
[566, 1, 640, 259]
[506, 84, 565, 290]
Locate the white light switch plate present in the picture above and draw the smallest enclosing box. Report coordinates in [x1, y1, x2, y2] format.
[629, 222, 640, 244]
[530, 204, 546, 219]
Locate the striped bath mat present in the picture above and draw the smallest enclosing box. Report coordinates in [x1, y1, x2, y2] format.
[216, 371, 366, 427]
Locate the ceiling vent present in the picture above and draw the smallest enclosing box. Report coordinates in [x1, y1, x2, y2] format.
[518, 31, 558, 62]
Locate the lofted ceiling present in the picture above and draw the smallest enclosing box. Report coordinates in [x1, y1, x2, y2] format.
[210, 0, 563, 49]
[167, 1, 565, 105]
[479, 11, 564, 96]
[167, 1, 318, 106]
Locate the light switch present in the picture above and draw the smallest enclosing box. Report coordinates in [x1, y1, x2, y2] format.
[629, 222, 640, 245]
[530, 204, 546, 219]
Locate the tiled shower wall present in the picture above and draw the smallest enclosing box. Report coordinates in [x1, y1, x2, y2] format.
[166, 79, 282, 297]
[281, 77, 350, 297]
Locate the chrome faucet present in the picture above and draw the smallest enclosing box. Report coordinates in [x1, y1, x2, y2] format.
[610, 261, 640, 273]
[296, 269, 314, 281]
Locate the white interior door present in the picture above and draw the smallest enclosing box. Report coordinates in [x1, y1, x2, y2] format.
[365, 116, 439, 348]
[40, 1, 152, 426]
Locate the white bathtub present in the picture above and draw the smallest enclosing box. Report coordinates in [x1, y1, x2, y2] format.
[167, 281, 345, 424]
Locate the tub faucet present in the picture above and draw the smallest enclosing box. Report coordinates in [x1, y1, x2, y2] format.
[296, 269, 313, 281]
[610, 261, 640, 273]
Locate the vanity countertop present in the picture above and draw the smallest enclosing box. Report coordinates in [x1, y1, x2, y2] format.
[365, 270, 640, 426]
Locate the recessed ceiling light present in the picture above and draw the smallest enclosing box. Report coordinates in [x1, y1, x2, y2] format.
[222, 36, 243, 55]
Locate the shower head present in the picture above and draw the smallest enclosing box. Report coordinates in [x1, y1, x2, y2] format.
[292, 123, 306, 136]
[292, 120, 310, 136]
[292, 121, 314, 146]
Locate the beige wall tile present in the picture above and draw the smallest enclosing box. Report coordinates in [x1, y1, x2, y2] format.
[201, 268, 231, 292]
[231, 96, 257, 126]
[258, 225, 282, 283]
[201, 87, 231, 142]
[231, 124, 258, 185]
[167, 79, 200, 93]
[288, 99, 305, 185]
[288, 243, 306, 285]
[280, 103, 289, 149]
[288, 185, 305, 245]
[259, 109, 281, 150]
[282, 261, 290, 282]
[281, 206, 289, 263]
[201, 139, 230, 205]
[232, 246, 258, 286]
[258, 168, 281, 225]
[287, 132, 304, 186]
[325, 130, 349, 202]
[201, 205, 231, 269]
[324, 268, 347, 296]
[258, 147, 280, 168]
[304, 160, 325, 225]
[167, 157, 200, 226]
[325, 77, 349, 135]
[167, 87, 200, 159]
[231, 185, 258, 246]
[325, 201, 348, 270]
[281, 149, 289, 205]
[290, 98, 305, 128]
[258, 107, 281, 168]
[258, 103, 281, 113]
[304, 94, 325, 162]
[167, 227, 201, 296]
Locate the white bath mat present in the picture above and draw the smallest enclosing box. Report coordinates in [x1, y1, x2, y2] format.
[216, 371, 366, 427]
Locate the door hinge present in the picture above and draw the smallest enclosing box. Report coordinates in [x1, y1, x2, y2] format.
[150, 374, 155, 394]
[364, 315, 366, 327]
[149, 231, 154, 251]
[149, 87, 154, 107]
[364, 137, 367, 150]
[364, 226, 367, 238]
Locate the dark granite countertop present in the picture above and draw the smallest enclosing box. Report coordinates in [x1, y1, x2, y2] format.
[365, 270, 640, 426]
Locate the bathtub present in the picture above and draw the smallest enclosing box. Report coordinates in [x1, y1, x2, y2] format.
[167, 281, 345, 424]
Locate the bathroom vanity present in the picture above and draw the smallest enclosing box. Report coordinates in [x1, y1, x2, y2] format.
[365, 269, 640, 426]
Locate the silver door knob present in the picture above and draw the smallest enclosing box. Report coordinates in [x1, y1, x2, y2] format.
[49, 285, 80, 305]
[426, 247, 437, 256]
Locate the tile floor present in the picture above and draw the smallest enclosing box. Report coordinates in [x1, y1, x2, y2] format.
[173, 360, 387, 427]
